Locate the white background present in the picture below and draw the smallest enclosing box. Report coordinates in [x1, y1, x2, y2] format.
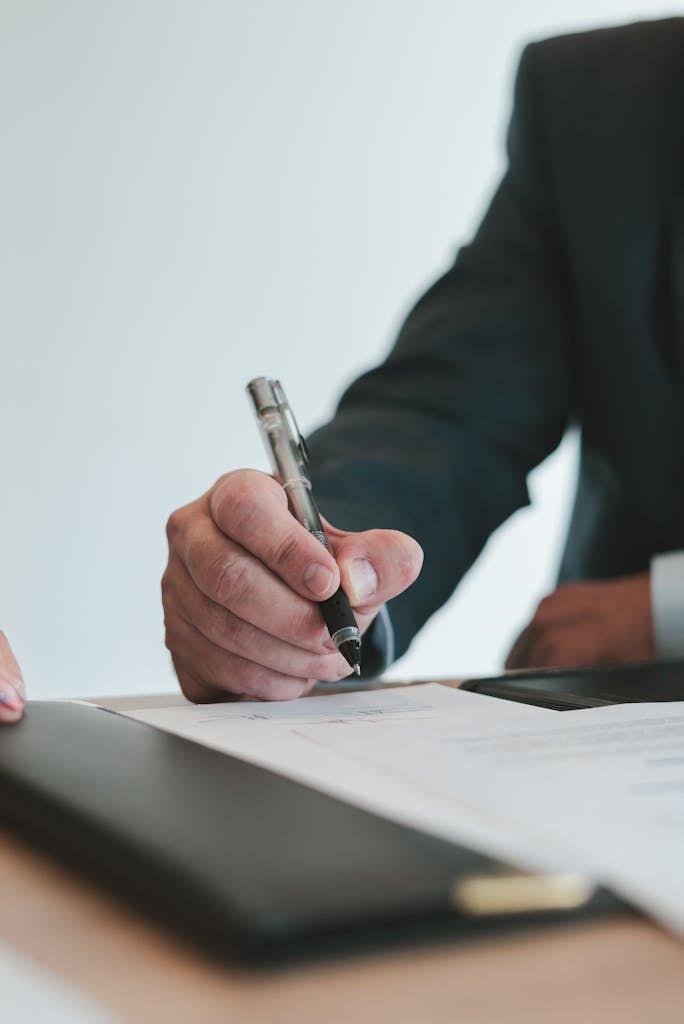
[1, 1, 679, 699]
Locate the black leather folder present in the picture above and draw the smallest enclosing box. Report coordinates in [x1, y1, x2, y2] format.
[0, 701, 626, 965]
[460, 659, 684, 710]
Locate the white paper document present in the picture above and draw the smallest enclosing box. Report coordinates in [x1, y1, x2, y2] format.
[302, 702, 684, 937]
[117, 684, 567, 872]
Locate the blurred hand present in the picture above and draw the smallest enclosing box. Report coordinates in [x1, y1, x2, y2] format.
[505, 572, 654, 670]
[0, 632, 25, 723]
[162, 469, 423, 702]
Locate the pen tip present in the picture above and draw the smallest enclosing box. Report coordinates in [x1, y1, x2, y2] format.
[337, 637, 362, 677]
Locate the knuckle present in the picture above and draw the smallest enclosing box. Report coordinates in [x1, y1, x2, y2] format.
[215, 481, 244, 524]
[212, 470, 285, 537]
[222, 613, 252, 655]
[162, 613, 182, 654]
[213, 471, 237, 492]
[165, 507, 187, 547]
[206, 553, 252, 609]
[214, 469, 258, 496]
[160, 568, 173, 603]
[270, 531, 302, 572]
[214, 476, 257, 533]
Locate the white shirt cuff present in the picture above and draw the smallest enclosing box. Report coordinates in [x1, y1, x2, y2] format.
[650, 551, 684, 659]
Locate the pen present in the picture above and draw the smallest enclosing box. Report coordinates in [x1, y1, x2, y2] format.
[247, 377, 362, 676]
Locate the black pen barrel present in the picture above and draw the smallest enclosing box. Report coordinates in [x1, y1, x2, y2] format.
[319, 587, 362, 675]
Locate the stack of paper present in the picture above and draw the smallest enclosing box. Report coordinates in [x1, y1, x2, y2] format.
[119, 685, 566, 872]
[116, 686, 684, 939]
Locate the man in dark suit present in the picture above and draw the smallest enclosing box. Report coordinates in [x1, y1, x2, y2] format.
[162, 19, 684, 702]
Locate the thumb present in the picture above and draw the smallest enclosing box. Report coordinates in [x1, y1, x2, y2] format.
[326, 526, 423, 615]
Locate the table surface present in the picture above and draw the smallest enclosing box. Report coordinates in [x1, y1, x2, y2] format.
[3, 691, 684, 1023]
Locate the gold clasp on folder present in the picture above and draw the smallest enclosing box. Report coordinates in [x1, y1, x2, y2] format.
[452, 871, 595, 917]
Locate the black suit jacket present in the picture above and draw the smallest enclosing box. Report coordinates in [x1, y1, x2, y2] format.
[308, 18, 684, 664]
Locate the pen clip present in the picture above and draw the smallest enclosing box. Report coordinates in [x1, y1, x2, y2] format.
[273, 379, 310, 465]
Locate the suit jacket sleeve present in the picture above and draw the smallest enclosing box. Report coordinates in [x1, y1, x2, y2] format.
[307, 43, 574, 664]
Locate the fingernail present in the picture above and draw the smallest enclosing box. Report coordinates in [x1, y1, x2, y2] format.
[304, 562, 334, 597]
[0, 679, 24, 712]
[347, 558, 377, 604]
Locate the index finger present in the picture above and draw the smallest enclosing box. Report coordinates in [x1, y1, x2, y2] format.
[210, 470, 341, 601]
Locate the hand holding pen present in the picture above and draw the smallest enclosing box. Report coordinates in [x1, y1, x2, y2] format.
[162, 400, 423, 703]
[247, 377, 362, 675]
